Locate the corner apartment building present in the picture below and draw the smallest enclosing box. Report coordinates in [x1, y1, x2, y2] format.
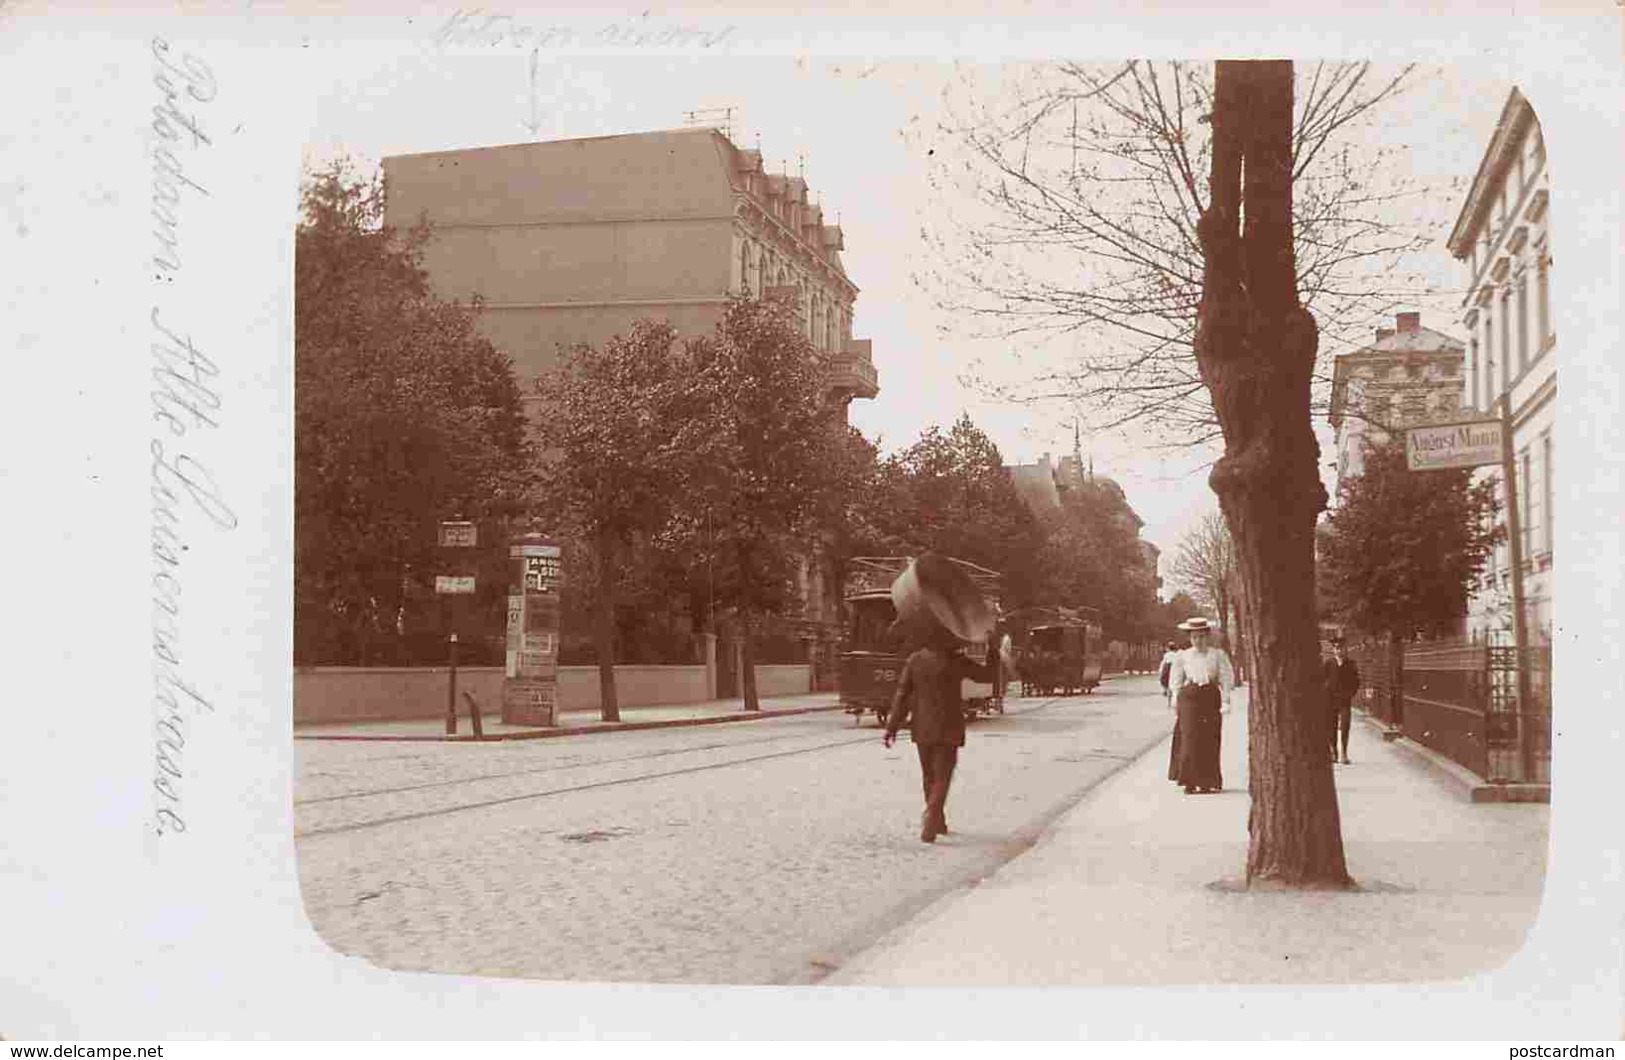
[1328, 311, 1467, 489]
[1446, 89, 1555, 644]
[381, 127, 879, 414]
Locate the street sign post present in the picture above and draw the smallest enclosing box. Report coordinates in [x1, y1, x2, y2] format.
[1404, 417, 1502, 472]
[438, 521, 478, 548]
[439, 519, 479, 735]
[1405, 402, 1532, 780]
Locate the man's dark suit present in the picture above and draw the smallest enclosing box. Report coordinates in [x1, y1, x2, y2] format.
[1323, 655, 1361, 760]
[885, 646, 996, 840]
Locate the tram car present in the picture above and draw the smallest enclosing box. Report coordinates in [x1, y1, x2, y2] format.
[838, 556, 1004, 726]
[1011, 605, 1105, 696]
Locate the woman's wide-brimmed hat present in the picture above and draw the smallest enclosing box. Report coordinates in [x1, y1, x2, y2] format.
[1177, 617, 1214, 633]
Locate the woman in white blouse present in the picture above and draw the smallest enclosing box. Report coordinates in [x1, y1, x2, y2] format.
[1166, 617, 1234, 794]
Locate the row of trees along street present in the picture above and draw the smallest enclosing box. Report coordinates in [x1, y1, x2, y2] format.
[294, 163, 1173, 720]
[916, 59, 1480, 888]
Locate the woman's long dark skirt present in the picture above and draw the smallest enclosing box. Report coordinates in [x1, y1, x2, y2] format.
[1172, 683, 1223, 791]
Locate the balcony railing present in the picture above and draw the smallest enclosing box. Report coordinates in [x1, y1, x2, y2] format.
[827, 339, 878, 399]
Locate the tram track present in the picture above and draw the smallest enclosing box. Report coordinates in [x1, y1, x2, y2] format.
[296, 725, 842, 806]
[295, 693, 1079, 841]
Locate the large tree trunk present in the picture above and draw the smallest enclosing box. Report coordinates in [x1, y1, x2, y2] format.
[1196, 60, 1351, 888]
[740, 609, 760, 711]
[594, 530, 620, 723]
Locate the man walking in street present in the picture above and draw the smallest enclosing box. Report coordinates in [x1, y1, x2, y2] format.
[1323, 636, 1361, 764]
[883, 626, 996, 843]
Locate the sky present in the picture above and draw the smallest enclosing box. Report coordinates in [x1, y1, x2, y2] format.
[306, 42, 1514, 597]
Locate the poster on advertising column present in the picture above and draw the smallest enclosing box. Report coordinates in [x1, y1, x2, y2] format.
[503, 538, 564, 726]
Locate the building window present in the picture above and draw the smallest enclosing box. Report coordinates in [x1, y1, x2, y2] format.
[740, 242, 751, 295]
[1536, 254, 1551, 345]
[1498, 293, 1511, 395]
[1402, 393, 1425, 423]
[1519, 446, 1535, 565]
[1483, 314, 1495, 409]
[1467, 339, 1478, 411]
[1515, 273, 1529, 375]
[1541, 429, 1554, 555]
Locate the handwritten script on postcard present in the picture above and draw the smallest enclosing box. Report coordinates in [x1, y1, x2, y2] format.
[432, 9, 738, 53]
[149, 36, 237, 838]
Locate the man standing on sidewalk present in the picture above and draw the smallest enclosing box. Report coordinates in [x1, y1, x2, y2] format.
[1323, 636, 1361, 764]
[883, 626, 996, 843]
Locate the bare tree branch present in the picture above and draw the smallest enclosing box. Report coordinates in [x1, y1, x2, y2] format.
[913, 61, 1444, 442]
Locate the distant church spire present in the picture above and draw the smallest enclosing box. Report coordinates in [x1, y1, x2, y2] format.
[1072, 420, 1094, 482]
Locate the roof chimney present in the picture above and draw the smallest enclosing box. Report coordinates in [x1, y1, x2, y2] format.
[1396, 311, 1421, 333]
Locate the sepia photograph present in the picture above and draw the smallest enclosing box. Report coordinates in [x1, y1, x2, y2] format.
[2, 1, 1620, 1043]
[292, 48, 1553, 987]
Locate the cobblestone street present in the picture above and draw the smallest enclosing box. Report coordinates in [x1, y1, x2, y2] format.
[295, 675, 1173, 985]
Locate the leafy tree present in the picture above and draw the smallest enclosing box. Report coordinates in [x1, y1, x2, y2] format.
[666, 296, 845, 711]
[860, 413, 1047, 610]
[1319, 438, 1499, 640]
[917, 60, 1431, 442]
[1033, 477, 1160, 641]
[1157, 590, 1202, 634]
[533, 320, 690, 721]
[295, 161, 530, 666]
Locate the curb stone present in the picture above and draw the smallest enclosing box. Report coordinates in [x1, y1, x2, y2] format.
[294, 703, 849, 743]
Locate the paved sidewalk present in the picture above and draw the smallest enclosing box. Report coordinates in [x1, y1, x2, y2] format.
[294, 691, 842, 742]
[829, 688, 1549, 986]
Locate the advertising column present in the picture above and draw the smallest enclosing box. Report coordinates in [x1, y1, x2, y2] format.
[504, 536, 563, 726]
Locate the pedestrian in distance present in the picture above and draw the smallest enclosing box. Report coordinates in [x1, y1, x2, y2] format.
[1160, 639, 1185, 786]
[1323, 635, 1362, 765]
[1166, 617, 1235, 795]
[999, 628, 1016, 692]
[1158, 640, 1179, 709]
[882, 623, 997, 843]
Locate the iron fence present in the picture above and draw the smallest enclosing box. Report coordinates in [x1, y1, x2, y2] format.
[1351, 637, 1550, 785]
[1402, 642, 1492, 780]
